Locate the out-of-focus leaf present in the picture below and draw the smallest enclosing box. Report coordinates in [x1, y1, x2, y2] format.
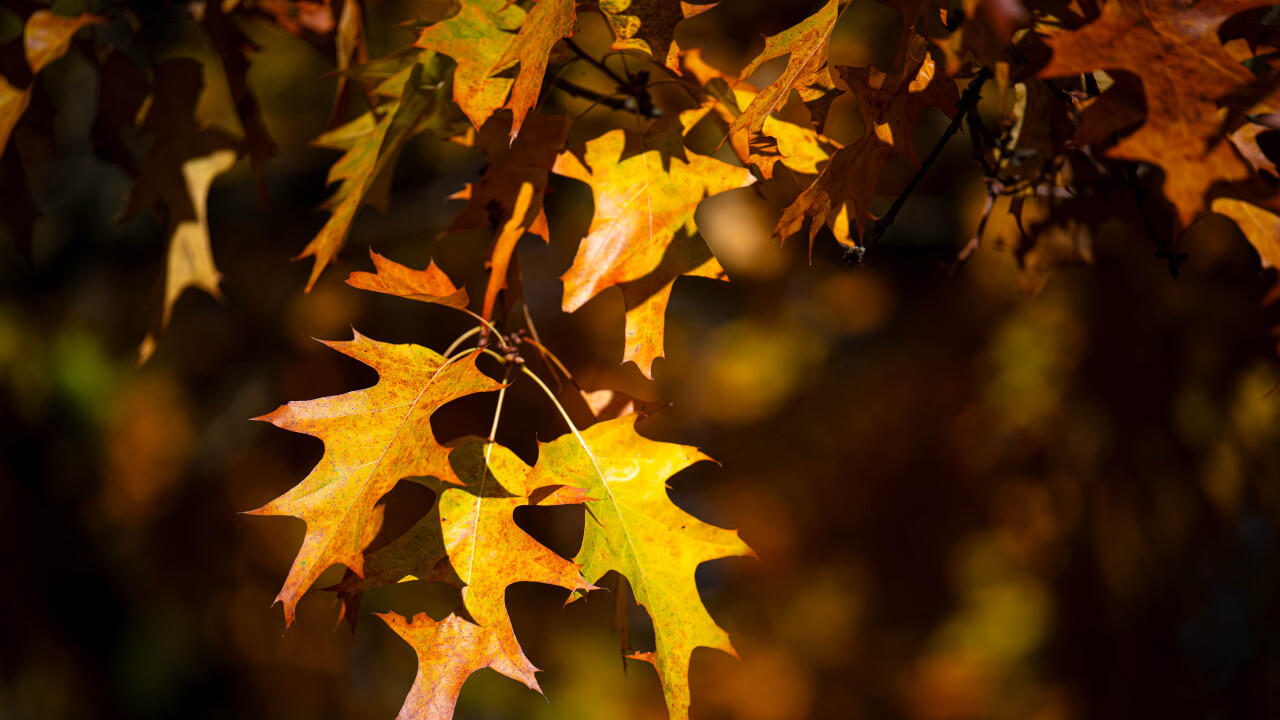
[1039, 0, 1280, 229]
[0, 11, 103, 159]
[163, 149, 237, 326]
[596, 0, 717, 73]
[1212, 198, 1280, 268]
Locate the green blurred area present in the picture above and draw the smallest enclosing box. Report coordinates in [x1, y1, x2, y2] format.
[4, 1, 1280, 719]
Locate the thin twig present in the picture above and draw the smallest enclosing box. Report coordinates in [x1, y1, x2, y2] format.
[868, 68, 993, 247]
[565, 38, 627, 87]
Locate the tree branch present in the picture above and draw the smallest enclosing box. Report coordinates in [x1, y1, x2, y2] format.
[865, 68, 993, 251]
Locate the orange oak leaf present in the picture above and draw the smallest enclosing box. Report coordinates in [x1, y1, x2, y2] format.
[347, 249, 471, 308]
[529, 415, 754, 720]
[596, 0, 718, 73]
[1, 11, 103, 159]
[379, 612, 535, 720]
[248, 333, 502, 624]
[481, 181, 535, 321]
[297, 62, 435, 291]
[494, 0, 576, 141]
[725, 0, 839, 147]
[552, 129, 754, 377]
[415, 0, 525, 131]
[1038, 0, 1279, 229]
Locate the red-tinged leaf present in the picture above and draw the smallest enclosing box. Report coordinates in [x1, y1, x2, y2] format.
[247, 333, 502, 625]
[552, 129, 754, 377]
[347, 249, 471, 308]
[379, 612, 538, 720]
[725, 0, 839, 146]
[528, 415, 754, 720]
[1038, 0, 1280, 229]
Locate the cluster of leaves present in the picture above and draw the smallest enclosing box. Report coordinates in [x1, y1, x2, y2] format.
[5, 0, 1280, 717]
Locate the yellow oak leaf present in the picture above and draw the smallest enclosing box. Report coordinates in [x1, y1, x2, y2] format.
[528, 415, 754, 720]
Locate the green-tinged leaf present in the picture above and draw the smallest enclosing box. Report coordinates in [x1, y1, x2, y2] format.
[528, 415, 754, 720]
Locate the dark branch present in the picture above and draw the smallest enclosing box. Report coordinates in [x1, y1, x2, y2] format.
[866, 68, 993, 249]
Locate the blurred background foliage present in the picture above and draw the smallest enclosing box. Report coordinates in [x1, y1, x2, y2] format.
[4, 0, 1280, 719]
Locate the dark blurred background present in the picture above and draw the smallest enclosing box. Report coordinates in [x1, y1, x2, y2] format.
[4, 1, 1280, 718]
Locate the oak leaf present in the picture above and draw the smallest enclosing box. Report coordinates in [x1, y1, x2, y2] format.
[248, 333, 502, 624]
[494, 0, 576, 141]
[298, 62, 436, 291]
[1038, 0, 1279, 229]
[552, 129, 754, 377]
[417, 0, 575, 140]
[379, 612, 532, 720]
[528, 415, 754, 720]
[347, 249, 471, 308]
[777, 35, 957, 247]
[725, 0, 839, 147]
[415, 0, 525, 131]
[1212, 198, 1280, 269]
[163, 149, 238, 326]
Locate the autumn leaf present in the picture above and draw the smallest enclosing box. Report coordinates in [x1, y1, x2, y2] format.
[329, 436, 592, 617]
[379, 612, 535, 720]
[552, 129, 754, 376]
[496, 0, 576, 141]
[777, 35, 958, 248]
[415, 0, 525, 131]
[1212, 198, 1280, 269]
[298, 62, 436, 291]
[725, 0, 839, 147]
[1038, 0, 1280, 229]
[163, 149, 237, 326]
[347, 249, 471, 308]
[0, 10, 103, 159]
[418, 0, 575, 140]
[448, 114, 569, 241]
[434, 439, 594, 672]
[200, 1, 277, 205]
[248, 333, 502, 624]
[119, 58, 242, 332]
[596, 0, 718, 73]
[529, 415, 753, 720]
